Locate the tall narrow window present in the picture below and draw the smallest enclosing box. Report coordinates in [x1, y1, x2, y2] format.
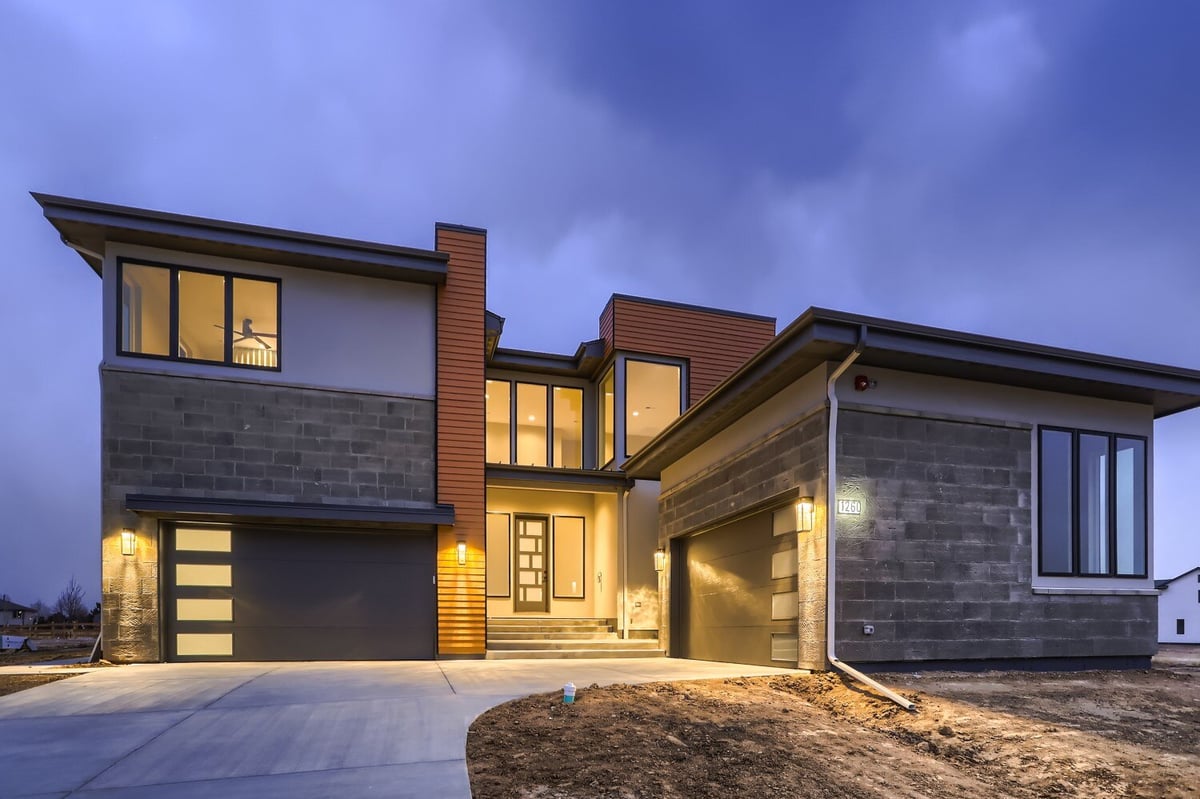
[599, 367, 614, 466]
[486, 379, 511, 464]
[231, 277, 280, 368]
[177, 270, 226, 362]
[1115, 437, 1146, 577]
[1039, 429, 1073, 574]
[1078, 433, 1109, 575]
[625, 359, 682, 456]
[553, 387, 584, 469]
[120, 263, 170, 356]
[515, 383, 548, 467]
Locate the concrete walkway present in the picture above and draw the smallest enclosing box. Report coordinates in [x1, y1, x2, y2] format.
[0, 658, 793, 798]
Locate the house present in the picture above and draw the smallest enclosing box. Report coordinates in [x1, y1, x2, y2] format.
[1156, 567, 1200, 644]
[623, 309, 1200, 671]
[35, 193, 774, 663]
[0, 598, 36, 627]
[38, 192, 1200, 670]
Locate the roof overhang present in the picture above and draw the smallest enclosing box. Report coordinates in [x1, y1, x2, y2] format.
[485, 465, 632, 493]
[624, 307, 1200, 479]
[489, 338, 607, 378]
[125, 494, 455, 529]
[34, 193, 449, 284]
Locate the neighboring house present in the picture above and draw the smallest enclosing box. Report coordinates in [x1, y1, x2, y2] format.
[1156, 567, 1200, 644]
[39, 193, 1200, 670]
[624, 309, 1200, 670]
[0, 598, 36, 627]
[35, 193, 774, 663]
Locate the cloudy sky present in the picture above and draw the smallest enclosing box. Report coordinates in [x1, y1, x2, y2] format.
[2, 0, 1198, 607]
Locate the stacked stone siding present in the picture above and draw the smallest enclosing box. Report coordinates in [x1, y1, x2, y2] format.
[100, 368, 436, 662]
[659, 410, 827, 669]
[835, 408, 1155, 663]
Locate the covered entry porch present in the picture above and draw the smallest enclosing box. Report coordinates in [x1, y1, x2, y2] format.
[483, 469, 663, 658]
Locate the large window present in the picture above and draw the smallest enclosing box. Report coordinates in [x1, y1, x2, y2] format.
[486, 380, 584, 468]
[624, 359, 682, 456]
[1038, 427, 1146, 578]
[119, 259, 280, 370]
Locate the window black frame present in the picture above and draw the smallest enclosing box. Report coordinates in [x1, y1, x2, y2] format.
[1037, 425, 1148, 579]
[488, 379, 586, 468]
[116, 257, 282, 372]
[621, 356, 686, 460]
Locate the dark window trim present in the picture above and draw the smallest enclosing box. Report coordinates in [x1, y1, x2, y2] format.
[550, 385, 584, 470]
[1178, 618, 1186, 635]
[116, 256, 283, 372]
[622, 356, 685, 460]
[484, 378, 513, 466]
[1037, 425, 1148, 579]
[513, 381, 549, 468]
[598, 364, 616, 469]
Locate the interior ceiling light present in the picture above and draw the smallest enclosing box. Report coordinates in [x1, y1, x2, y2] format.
[527, 414, 536, 422]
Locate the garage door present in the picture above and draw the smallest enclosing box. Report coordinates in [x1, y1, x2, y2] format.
[164, 524, 436, 661]
[673, 509, 799, 668]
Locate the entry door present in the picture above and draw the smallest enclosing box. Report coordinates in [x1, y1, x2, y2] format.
[514, 516, 549, 612]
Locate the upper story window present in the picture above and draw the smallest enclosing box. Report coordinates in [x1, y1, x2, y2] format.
[624, 359, 682, 457]
[1038, 427, 1146, 578]
[119, 259, 280, 370]
[598, 367, 615, 467]
[486, 379, 583, 468]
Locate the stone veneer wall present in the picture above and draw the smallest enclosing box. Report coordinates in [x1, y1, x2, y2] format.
[100, 368, 436, 662]
[658, 410, 827, 669]
[834, 408, 1156, 663]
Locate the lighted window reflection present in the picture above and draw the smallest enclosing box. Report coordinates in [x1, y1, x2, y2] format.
[516, 383, 548, 466]
[486, 379, 511, 464]
[624, 360, 681, 456]
[553, 387, 583, 469]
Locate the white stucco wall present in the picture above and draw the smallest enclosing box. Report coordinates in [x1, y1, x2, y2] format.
[1158, 568, 1200, 643]
[101, 242, 436, 398]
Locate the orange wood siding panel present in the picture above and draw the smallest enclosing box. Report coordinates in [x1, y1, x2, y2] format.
[599, 299, 615, 356]
[435, 227, 487, 656]
[610, 297, 775, 404]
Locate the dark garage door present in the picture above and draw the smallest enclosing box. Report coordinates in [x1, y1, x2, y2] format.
[165, 525, 436, 661]
[674, 509, 798, 668]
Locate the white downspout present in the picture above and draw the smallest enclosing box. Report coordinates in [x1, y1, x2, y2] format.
[826, 327, 915, 712]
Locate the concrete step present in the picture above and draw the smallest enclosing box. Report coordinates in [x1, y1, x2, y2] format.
[485, 648, 666, 660]
[486, 631, 619, 641]
[486, 638, 662, 652]
[488, 617, 614, 628]
[488, 625, 613, 634]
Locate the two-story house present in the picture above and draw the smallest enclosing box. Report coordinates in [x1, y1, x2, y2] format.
[38, 193, 1200, 672]
[35, 193, 772, 663]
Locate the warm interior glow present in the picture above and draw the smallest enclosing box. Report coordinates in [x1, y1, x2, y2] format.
[654, 547, 667, 572]
[120, 529, 136, 556]
[456, 540, 468, 566]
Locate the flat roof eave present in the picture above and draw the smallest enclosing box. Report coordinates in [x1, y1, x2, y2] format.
[34, 192, 449, 284]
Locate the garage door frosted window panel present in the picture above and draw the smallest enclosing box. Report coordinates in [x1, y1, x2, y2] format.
[171, 526, 235, 659]
[515, 518, 548, 612]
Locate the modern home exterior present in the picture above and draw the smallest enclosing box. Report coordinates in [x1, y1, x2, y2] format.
[38, 193, 1200, 669]
[1156, 566, 1200, 644]
[625, 310, 1200, 670]
[36, 193, 774, 663]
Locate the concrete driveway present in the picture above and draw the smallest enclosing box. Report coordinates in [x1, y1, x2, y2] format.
[0, 658, 793, 798]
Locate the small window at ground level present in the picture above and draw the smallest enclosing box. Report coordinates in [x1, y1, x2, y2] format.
[1038, 427, 1146, 578]
[118, 259, 280, 370]
[1179, 619, 1186, 636]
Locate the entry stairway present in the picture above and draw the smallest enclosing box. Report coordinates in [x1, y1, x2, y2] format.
[485, 617, 664, 660]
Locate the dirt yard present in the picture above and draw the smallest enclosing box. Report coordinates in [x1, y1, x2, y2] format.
[468, 648, 1200, 798]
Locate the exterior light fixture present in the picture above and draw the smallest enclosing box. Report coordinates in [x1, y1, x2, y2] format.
[456, 540, 468, 566]
[796, 497, 815, 533]
[654, 547, 667, 572]
[120, 529, 136, 556]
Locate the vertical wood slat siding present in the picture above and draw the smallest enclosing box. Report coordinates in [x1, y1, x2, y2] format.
[435, 226, 487, 656]
[609, 297, 776, 404]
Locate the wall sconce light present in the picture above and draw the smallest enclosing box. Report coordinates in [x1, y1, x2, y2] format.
[120, 529, 136, 556]
[796, 498, 815, 533]
[654, 547, 667, 572]
[456, 540, 467, 566]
